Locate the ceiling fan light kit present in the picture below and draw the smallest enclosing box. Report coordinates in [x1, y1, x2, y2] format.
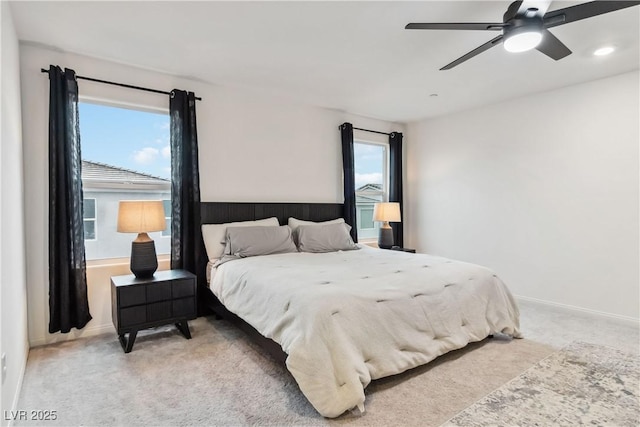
[405, 1, 640, 69]
[503, 25, 543, 52]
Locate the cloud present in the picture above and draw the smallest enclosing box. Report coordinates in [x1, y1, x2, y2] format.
[355, 143, 384, 161]
[355, 172, 383, 188]
[161, 145, 171, 159]
[156, 120, 170, 131]
[133, 147, 159, 165]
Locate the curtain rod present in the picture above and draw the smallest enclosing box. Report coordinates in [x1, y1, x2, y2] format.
[353, 126, 391, 136]
[339, 124, 400, 137]
[40, 68, 202, 101]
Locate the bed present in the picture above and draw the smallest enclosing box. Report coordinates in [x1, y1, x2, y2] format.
[198, 202, 521, 418]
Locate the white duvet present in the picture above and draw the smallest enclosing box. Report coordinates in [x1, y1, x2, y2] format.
[210, 246, 521, 418]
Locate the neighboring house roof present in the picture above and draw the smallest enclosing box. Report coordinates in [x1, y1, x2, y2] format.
[356, 183, 382, 192]
[356, 183, 383, 204]
[82, 160, 170, 190]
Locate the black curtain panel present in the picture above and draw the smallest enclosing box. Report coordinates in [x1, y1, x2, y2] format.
[48, 65, 92, 333]
[340, 122, 358, 242]
[389, 131, 404, 247]
[169, 90, 205, 287]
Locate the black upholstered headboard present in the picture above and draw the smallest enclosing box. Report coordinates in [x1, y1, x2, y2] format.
[200, 202, 345, 226]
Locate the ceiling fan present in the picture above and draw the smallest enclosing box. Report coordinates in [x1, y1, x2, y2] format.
[406, 1, 640, 70]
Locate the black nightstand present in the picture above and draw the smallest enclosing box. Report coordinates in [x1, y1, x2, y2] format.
[390, 246, 416, 253]
[111, 269, 197, 353]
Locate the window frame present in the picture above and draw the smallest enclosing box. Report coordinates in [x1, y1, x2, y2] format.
[353, 139, 390, 241]
[162, 199, 171, 238]
[78, 97, 171, 261]
[353, 139, 389, 201]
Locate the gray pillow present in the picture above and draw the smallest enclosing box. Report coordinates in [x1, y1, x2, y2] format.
[295, 223, 359, 253]
[288, 217, 345, 232]
[216, 225, 297, 266]
[202, 217, 279, 261]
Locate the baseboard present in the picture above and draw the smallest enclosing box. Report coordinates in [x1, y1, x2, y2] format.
[516, 295, 639, 326]
[29, 323, 114, 348]
[7, 342, 29, 427]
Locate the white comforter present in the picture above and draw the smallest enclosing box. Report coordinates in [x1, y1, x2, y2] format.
[210, 246, 521, 418]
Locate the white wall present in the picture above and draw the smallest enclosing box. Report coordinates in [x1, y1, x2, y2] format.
[20, 44, 403, 346]
[406, 71, 639, 321]
[1, 3, 29, 423]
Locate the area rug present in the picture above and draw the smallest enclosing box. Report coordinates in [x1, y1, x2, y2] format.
[444, 341, 640, 426]
[16, 317, 553, 426]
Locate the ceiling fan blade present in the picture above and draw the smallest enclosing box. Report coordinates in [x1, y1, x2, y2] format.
[503, 1, 524, 21]
[536, 29, 572, 60]
[405, 23, 506, 31]
[440, 35, 504, 70]
[544, 1, 640, 29]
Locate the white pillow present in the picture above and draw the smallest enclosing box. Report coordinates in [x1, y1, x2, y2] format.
[202, 217, 279, 261]
[287, 217, 345, 232]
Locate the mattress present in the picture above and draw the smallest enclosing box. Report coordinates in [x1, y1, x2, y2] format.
[210, 246, 521, 417]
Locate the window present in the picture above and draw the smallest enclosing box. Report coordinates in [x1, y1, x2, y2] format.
[360, 208, 374, 229]
[354, 141, 388, 240]
[83, 198, 97, 240]
[79, 101, 171, 260]
[162, 199, 171, 237]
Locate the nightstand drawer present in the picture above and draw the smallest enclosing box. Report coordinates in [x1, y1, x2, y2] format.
[147, 282, 171, 303]
[172, 279, 195, 298]
[119, 286, 146, 307]
[173, 297, 196, 318]
[147, 301, 172, 322]
[120, 306, 146, 327]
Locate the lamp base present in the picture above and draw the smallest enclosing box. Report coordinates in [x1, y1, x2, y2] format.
[378, 225, 394, 250]
[130, 240, 158, 279]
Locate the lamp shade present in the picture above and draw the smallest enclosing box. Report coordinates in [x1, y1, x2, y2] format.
[117, 200, 166, 233]
[373, 202, 401, 223]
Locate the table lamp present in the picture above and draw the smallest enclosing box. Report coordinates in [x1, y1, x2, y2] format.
[373, 202, 401, 249]
[117, 200, 166, 278]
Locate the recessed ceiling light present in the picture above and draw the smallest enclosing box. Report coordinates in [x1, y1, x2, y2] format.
[593, 46, 615, 56]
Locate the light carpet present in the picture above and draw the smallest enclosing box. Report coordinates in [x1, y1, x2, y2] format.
[444, 341, 640, 426]
[17, 317, 552, 426]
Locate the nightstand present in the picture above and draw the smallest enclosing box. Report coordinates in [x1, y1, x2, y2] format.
[111, 269, 197, 353]
[390, 246, 416, 253]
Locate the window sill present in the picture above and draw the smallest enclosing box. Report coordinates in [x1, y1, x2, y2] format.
[359, 239, 379, 248]
[86, 253, 171, 268]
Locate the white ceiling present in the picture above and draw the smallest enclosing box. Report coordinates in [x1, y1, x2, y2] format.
[9, 1, 640, 123]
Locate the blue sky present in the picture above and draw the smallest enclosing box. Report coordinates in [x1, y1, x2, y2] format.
[79, 102, 170, 179]
[79, 102, 383, 186]
[354, 142, 384, 189]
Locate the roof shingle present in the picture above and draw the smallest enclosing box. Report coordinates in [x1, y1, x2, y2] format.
[81, 160, 169, 185]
